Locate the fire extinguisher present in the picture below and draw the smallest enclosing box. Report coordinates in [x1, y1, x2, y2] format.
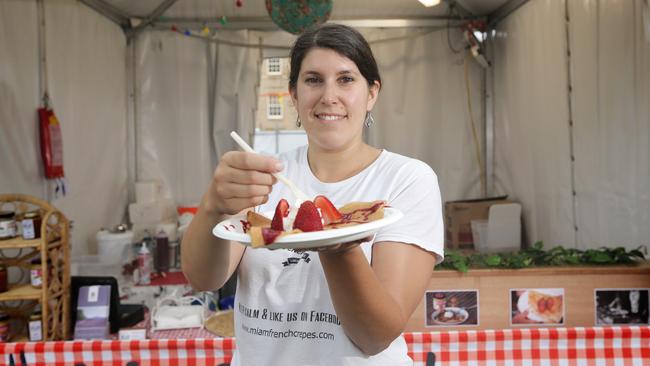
[38, 93, 67, 197]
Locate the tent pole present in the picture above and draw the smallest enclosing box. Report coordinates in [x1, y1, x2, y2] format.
[36, 0, 49, 202]
[484, 40, 494, 197]
[125, 40, 137, 206]
[128, 0, 179, 38]
[79, 0, 130, 30]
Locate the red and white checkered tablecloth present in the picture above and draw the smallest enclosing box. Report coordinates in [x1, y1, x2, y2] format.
[0, 338, 235, 366]
[2, 326, 649, 366]
[405, 326, 650, 366]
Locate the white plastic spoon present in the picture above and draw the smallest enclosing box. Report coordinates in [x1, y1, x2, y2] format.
[230, 131, 311, 204]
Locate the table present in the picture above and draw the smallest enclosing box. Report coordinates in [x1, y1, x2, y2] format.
[2, 326, 649, 365]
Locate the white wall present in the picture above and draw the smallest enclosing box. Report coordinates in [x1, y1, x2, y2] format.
[0, 0, 128, 256]
[492, 0, 650, 250]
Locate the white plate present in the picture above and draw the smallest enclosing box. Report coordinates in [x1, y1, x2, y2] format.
[431, 307, 469, 325]
[212, 207, 403, 250]
[517, 289, 563, 322]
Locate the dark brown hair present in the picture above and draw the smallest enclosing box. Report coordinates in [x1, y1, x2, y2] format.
[289, 23, 381, 90]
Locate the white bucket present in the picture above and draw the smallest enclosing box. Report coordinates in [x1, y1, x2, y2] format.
[96, 228, 134, 264]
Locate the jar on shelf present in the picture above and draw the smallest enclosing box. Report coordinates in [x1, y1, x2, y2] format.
[0, 265, 7, 293]
[21, 210, 42, 240]
[30, 258, 43, 288]
[0, 211, 17, 240]
[28, 309, 42, 341]
[0, 313, 9, 342]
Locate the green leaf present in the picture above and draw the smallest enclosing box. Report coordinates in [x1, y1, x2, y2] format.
[485, 254, 501, 266]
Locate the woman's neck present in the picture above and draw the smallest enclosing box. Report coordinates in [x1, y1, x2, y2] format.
[307, 143, 381, 183]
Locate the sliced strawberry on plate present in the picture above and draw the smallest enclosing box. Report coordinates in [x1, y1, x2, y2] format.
[262, 227, 284, 245]
[270, 198, 290, 231]
[249, 226, 284, 247]
[313, 195, 342, 225]
[292, 200, 324, 232]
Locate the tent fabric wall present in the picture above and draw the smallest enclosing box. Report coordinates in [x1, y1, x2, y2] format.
[135, 30, 259, 207]
[570, 0, 650, 251]
[0, 0, 41, 196]
[492, 0, 575, 248]
[365, 28, 485, 202]
[0, 0, 127, 256]
[492, 0, 650, 250]
[135, 31, 213, 207]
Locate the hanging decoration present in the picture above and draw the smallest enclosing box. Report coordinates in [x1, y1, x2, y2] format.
[235, 0, 243, 7]
[265, 0, 333, 35]
[220, 16, 228, 26]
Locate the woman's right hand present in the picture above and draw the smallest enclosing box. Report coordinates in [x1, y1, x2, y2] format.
[202, 151, 284, 216]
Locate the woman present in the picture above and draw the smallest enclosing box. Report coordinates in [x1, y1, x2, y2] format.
[182, 23, 444, 365]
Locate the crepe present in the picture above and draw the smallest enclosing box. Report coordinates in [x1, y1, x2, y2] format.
[527, 290, 563, 323]
[244, 199, 385, 246]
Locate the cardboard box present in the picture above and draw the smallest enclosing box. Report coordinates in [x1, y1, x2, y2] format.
[444, 196, 515, 249]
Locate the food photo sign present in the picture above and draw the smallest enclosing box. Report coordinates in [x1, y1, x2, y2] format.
[510, 288, 565, 326]
[595, 288, 650, 325]
[425, 290, 479, 327]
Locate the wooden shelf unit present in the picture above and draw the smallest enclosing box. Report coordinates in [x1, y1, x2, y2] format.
[0, 194, 70, 341]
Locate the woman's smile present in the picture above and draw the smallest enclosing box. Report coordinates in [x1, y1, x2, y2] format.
[314, 112, 347, 122]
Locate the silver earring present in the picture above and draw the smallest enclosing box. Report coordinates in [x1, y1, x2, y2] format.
[296, 116, 301, 127]
[364, 111, 375, 127]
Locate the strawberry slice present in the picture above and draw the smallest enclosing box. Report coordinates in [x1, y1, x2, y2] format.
[261, 228, 284, 245]
[270, 199, 290, 231]
[292, 201, 324, 232]
[313, 195, 342, 225]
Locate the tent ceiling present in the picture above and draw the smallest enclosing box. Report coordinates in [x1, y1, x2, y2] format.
[86, 0, 521, 31]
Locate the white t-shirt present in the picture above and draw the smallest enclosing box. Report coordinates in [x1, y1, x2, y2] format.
[231, 146, 444, 366]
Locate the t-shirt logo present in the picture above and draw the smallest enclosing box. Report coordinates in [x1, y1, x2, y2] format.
[282, 252, 311, 267]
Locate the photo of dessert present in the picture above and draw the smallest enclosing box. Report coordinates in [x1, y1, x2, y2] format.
[511, 288, 565, 325]
[425, 290, 479, 327]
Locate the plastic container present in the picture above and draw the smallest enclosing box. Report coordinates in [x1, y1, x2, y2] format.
[137, 242, 153, 285]
[471, 219, 488, 252]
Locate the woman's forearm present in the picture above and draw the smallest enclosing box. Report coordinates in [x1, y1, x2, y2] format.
[181, 205, 234, 291]
[318, 247, 407, 355]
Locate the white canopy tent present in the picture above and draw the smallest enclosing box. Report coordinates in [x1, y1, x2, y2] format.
[0, 0, 648, 257]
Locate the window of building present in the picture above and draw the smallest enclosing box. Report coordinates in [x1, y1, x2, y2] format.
[267, 57, 281, 75]
[255, 57, 307, 154]
[267, 95, 283, 119]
